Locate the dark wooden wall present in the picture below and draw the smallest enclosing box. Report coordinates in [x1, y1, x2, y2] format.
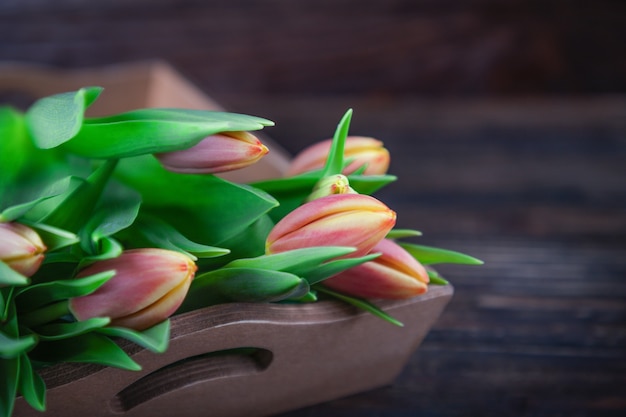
[1, 1, 625, 416]
[1, 0, 625, 97]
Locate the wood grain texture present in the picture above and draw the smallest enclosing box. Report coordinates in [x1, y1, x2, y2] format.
[1, 0, 625, 97]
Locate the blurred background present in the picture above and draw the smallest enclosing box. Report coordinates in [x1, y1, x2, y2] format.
[1, 1, 625, 416]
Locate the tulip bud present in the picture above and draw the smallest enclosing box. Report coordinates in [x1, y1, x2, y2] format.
[305, 174, 357, 202]
[286, 136, 390, 176]
[0, 222, 47, 277]
[69, 248, 197, 331]
[266, 194, 396, 258]
[323, 238, 430, 299]
[156, 131, 269, 174]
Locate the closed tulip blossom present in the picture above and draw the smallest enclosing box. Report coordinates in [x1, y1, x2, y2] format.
[0, 222, 47, 277]
[286, 136, 390, 176]
[305, 174, 357, 202]
[266, 194, 396, 258]
[323, 238, 430, 299]
[70, 248, 197, 330]
[156, 131, 269, 174]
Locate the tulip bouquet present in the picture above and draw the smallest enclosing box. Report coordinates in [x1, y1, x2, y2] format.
[0, 86, 481, 416]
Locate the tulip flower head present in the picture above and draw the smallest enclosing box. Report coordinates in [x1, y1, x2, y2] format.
[70, 248, 197, 331]
[305, 174, 357, 202]
[0, 222, 47, 277]
[323, 238, 430, 299]
[156, 131, 269, 174]
[286, 136, 390, 176]
[266, 193, 396, 258]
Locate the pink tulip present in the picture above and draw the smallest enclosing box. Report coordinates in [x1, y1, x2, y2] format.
[323, 238, 430, 299]
[70, 249, 197, 331]
[0, 222, 46, 277]
[156, 131, 269, 174]
[266, 194, 396, 258]
[286, 136, 390, 176]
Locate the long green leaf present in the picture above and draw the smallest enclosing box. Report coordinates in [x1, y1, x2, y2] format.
[0, 356, 19, 417]
[30, 333, 141, 371]
[17, 354, 46, 412]
[0, 176, 72, 222]
[399, 242, 484, 265]
[97, 320, 170, 353]
[303, 253, 381, 284]
[0, 261, 29, 287]
[427, 269, 450, 285]
[35, 317, 111, 341]
[386, 229, 422, 239]
[180, 268, 309, 312]
[0, 106, 27, 196]
[41, 159, 118, 232]
[348, 174, 397, 195]
[80, 192, 141, 255]
[0, 332, 37, 359]
[322, 109, 352, 177]
[16, 270, 114, 311]
[25, 86, 103, 149]
[224, 246, 356, 272]
[315, 286, 404, 327]
[77, 236, 123, 267]
[116, 155, 278, 244]
[62, 108, 274, 158]
[26, 222, 79, 252]
[129, 215, 230, 260]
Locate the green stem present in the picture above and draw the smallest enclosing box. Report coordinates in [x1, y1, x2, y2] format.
[20, 301, 71, 328]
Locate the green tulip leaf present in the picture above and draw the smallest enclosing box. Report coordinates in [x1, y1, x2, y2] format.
[16, 270, 115, 311]
[26, 222, 80, 252]
[35, 317, 111, 341]
[196, 214, 275, 270]
[25, 86, 103, 149]
[17, 354, 47, 412]
[180, 268, 309, 312]
[0, 356, 19, 417]
[0, 261, 30, 287]
[62, 108, 274, 158]
[0, 331, 37, 359]
[129, 215, 230, 260]
[426, 268, 450, 285]
[97, 319, 170, 354]
[78, 236, 123, 267]
[224, 246, 357, 273]
[40, 159, 118, 233]
[115, 156, 278, 245]
[348, 174, 397, 195]
[303, 252, 381, 284]
[251, 172, 319, 195]
[322, 109, 352, 177]
[81, 192, 141, 254]
[0, 106, 27, 194]
[20, 176, 84, 224]
[386, 228, 422, 239]
[30, 333, 141, 371]
[0, 290, 5, 321]
[0, 176, 73, 222]
[399, 242, 484, 265]
[315, 286, 404, 327]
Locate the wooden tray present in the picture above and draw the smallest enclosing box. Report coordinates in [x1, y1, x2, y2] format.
[2, 61, 454, 416]
[14, 286, 453, 417]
